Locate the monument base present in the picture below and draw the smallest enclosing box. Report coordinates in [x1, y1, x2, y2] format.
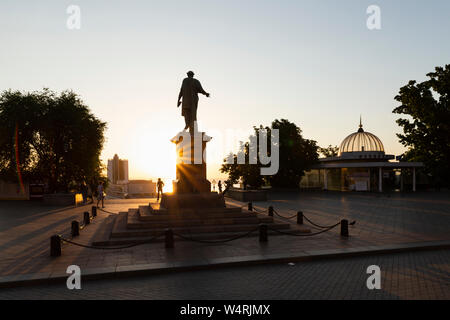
[160, 192, 225, 211]
[172, 176, 211, 194]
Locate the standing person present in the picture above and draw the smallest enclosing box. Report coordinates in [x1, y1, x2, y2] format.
[80, 181, 88, 204]
[218, 180, 222, 193]
[87, 183, 93, 203]
[96, 181, 105, 208]
[157, 178, 164, 201]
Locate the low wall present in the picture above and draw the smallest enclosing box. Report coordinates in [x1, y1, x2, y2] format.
[225, 189, 267, 202]
[0, 181, 29, 200]
[43, 193, 83, 206]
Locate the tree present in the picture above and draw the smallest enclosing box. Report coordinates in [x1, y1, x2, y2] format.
[220, 119, 318, 189]
[220, 142, 265, 190]
[393, 64, 450, 186]
[0, 89, 107, 193]
[319, 145, 339, 158]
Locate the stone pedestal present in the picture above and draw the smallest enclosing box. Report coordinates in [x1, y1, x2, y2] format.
[171, 131, 211, 194]
[160, 131, 225, 210]
[160, 193, 225, 210]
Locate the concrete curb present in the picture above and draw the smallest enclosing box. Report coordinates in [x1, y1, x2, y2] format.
[1, 240, 449, 289]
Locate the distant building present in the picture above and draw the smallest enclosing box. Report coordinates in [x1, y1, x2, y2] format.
[127, 180, 156, 198]
[107, 154, 129, 184]
[106, 154, 156, 198]
[301, 119, 424, 192]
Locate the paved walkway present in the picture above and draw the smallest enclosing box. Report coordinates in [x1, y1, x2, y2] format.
[0, 192, 449, 285]
[0, 249, 448, 299]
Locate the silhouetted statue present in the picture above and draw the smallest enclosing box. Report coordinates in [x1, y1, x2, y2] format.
[177, 71, 210, 132]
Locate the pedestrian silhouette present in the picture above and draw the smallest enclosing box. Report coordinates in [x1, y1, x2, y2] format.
[80, 181, 88, 204]
[157, 178, 165, 201]
[96, 181, 105, 208]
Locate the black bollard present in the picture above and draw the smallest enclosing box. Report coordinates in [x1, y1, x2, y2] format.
[165, 229, 174, 248]
[297, 211, 303, 225]
[268, 206, 274, 217]
[91, 206, 97, 218]
[259, 224, 268, 243]
[50, 235, 61, 257]
[83, 211, 90, 225]
[71, 220, 80, 237]
[248, 202, 253, 211]
[340, 219, 349, 237]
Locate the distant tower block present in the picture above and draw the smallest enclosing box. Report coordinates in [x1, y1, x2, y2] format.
[107, 154, 129, 184]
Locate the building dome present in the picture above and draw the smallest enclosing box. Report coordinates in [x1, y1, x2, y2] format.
[339, 120, 384, 156]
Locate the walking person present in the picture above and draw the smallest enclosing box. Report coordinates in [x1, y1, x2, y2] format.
[87, 183, 93, 203]
[96, 181, 105, 208]
[80, 181, 88, 204]
[157, 178, 164, 201]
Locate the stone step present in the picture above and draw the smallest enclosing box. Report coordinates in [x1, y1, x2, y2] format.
[147, 203, 168, 214]
[93, 226, 310, 246]
[143, 204, 245, 218]
[90, 214, 118, 245]
[129, 209, 276, 227]
[138, 206, 256, 221]
[111, 217, 294, 238]
[128, 216, 273, 229]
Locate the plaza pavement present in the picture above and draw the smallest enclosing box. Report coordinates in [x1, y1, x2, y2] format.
[0, 191, 449, 288]
[1, 249, 448, 299]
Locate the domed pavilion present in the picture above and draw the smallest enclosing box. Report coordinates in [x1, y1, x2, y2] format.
[301, 119, 423, 192]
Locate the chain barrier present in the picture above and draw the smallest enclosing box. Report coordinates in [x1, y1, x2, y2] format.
[268, 222, 341, 237]
[273, 208, 355, 229]
[173, 226, 259, 244]
[59, 232, 165, 250]
[273, 208, 297, 220]
[252, 207, 266, 214]
[302, 214, 344, 229]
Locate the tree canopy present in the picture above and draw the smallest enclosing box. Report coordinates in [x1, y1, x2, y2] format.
[319, 145, 339, 158]
[0, 89, 107, 193]
[393, 64, 450, 186]
[220, 119, 318, 189]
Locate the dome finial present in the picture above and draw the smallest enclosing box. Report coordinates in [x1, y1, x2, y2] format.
[358, 115, 364, 132]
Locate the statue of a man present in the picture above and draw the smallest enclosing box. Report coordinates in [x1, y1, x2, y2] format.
[177, 71, 210, 132]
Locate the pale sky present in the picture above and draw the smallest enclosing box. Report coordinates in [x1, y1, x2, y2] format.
[1, 0, 449, 182]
